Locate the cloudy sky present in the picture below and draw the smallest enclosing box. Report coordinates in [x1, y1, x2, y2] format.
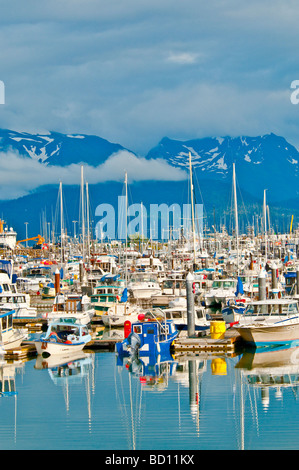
[0, 0, 299, 157]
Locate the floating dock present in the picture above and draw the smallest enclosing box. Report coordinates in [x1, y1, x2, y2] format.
[173, 329, 243, 356]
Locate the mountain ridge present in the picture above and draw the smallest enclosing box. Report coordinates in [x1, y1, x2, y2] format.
[0, 128, 298, 237]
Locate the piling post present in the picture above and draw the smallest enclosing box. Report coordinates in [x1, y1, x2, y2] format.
[258, 269, 267, 301]
[271, 263, 278, 290]
[54, 269, 60, 295]
[186, 271, 195, 337]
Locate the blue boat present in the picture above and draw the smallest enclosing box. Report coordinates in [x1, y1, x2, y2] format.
[116, 311, 179, 358]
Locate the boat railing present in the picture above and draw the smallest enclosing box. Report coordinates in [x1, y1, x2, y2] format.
[144, 308, 169, 340]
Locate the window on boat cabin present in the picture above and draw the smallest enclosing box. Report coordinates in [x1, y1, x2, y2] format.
[2, 315, 7, 330]
[2, 284, 9, 292]
[223, 281, 235, 288]
[147, 328, 155, 334]
[212, 281, 221, 288]
[172, 311, 182, 319]
[196, 310, 204, 319]
[1, 314, 11, 331]
[133, 325, 142, 334]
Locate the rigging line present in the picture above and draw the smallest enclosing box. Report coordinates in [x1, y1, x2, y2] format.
[192, 166, 207, 217]
[236, 176, 250, 228]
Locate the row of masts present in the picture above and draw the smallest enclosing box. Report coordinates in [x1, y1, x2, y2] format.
[34, 158, 296, 268]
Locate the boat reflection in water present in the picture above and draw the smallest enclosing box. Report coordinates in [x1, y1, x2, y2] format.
[35, 351, 95, 421]
[116, 351, 207, 446]
[236, 342, 299, 410]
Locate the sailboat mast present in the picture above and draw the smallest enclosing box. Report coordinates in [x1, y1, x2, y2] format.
[59, 181, 64, 263]
[189, 152, 196, 271]
[81, 165, 85, 263]
[125, 172, 128, 287]
[86, 181, 90, 263]
[263, 189, 267, 266]
[233, 163, 239, 274]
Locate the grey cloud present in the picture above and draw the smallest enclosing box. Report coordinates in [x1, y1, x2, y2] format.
[0, 0, 298, 157]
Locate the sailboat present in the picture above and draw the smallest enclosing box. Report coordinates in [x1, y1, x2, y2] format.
[102, 172, 142, 327]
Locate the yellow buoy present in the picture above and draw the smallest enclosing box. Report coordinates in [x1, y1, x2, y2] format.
[210, 320, 226, 339]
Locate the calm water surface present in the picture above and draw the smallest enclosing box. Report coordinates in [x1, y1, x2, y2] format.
[1, 344, 299, 450]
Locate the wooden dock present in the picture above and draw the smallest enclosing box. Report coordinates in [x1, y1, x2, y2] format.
[173, 329, 243, 356]
[4, 344, 38, 361]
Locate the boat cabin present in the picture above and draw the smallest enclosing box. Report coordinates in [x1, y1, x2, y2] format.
[130, 318, 177, 349]
[283, 272, 297, 295]
[53, 295, 91, 313]
[210, 279, 237, 290]
[44, 320, 89, 343]
[244, 299, 299, 317]
[0, 308, 14, 341]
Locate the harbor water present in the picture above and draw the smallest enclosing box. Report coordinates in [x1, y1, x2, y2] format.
[2, 345, 299, 450]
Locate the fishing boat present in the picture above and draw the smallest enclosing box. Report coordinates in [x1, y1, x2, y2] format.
[0, 272, 38, 319]
[127, 273, 162, 299]
[40, 280, 67, 299]
[203, 278, 237, 307]
[221, 276, 248, 323]
[101, 302, 142, 327]
[45, 293, 94, 325]
[234, 298, 299, 347]
[116, 310, 179, 357]
[90, 283, 125, 319]
[16, 265, 53, 292]
[161, 306, 210, 332]
[34, 319, 91, 357]
[0, 307, 27, 349]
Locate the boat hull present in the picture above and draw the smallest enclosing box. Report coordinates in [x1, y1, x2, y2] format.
[236, 322, 299, 347]
[34, 340, 87, 357]
[3, 330, 25, 349]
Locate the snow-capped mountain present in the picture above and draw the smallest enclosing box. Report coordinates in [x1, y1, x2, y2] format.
[146, 133, 299, 202]
[0, 129, 128, 166]
[0, 128, 297, 238]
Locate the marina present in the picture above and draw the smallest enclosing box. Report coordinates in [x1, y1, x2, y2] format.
[0, 210, 299, 450]
[2, 0, 299, 453]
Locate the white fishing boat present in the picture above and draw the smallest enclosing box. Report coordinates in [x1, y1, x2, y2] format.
[159, 306, 210, 332]
[0, 272, 38, 319]
[203, 278, 237, 307]
[34, 320, 91, 357]
[16, 265, 53, 292]
[234, 299, 299, 347]
[0, 307, 27, 350]
[90, 283, 126, 319]
[45, 293, 94, 325]
[101, 302, 143, 327]
[127, 273, 162, 299]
